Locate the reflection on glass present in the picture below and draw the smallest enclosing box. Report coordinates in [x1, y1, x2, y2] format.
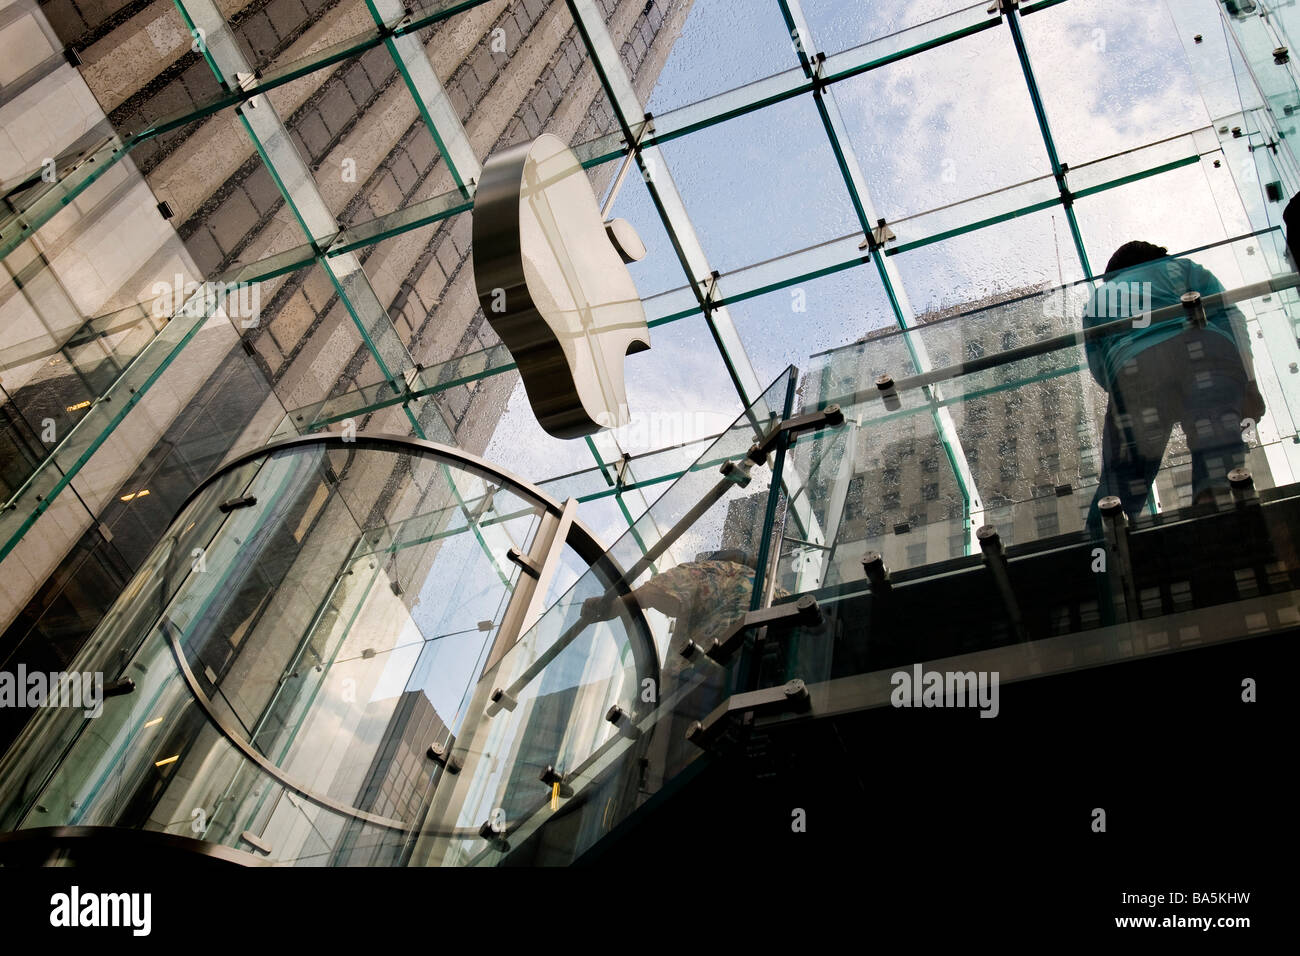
[0, 437, 609, 866]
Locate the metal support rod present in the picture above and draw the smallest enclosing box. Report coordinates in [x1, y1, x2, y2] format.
[748, 405, 845, 460]
[702, 594, 822, 663]
[1098, 496, 1139, 622]
[976, 525, 1029, 642]
[487, 458, 758, 710]
[601, 117, 654, 219]
[685, 679, 812, 751]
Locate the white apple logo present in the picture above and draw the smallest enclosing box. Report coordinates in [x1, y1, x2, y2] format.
[472, 134, 650, 439]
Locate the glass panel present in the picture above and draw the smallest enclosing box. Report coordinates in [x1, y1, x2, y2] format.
[0, 280, 258, 561]
[798, 0, 987, 56]
[1018, 0, 1216, 166]
[613, 313, 745, 456]
[596, 164, 690, 300]
[1072, 158, 1246, 275]
[656, 95, 860, 274]
[889, 207, 1088, 317]
[642, 1, 799, 114]
[0, 440, 597, 866]
[1221, 0, 1300, 136]
[727, 261, 897, 389]
[412, 368, 797, 866]
[832, 14, 1053, 223]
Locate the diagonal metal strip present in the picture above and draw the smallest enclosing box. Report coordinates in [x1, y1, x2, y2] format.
[780, 0, 990, 576]
[365, 0, 482, 200]
[564, 0, 827, 569]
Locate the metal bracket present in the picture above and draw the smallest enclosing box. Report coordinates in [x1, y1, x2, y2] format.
[874, 373, 902, 411]
[858, 218, 896, 254]
[231, 72, 261, 110]
[606, 704, 642, 739]
[748, 405, 845, 462]
[506, 546, 543, 578]
[700, 270, 721, 309]
[427, 739, 462, 774]
[694, 594, 822, 664]
[614, 452, 633, 488]
[467, 488, 496, 522]
[218, 494, 257, 514]
[402, 363, 425, 399]
[872, 218, 896, 248]
[719, 458, 753, 487]
[976, 525, 1028, 642]
[103, 677, 136, 698]
[539, 765, 574, 798]
[810, 51, 828, 92]
[861, 551, 892, 594]
[485, 686, 517, 717]
[686, 678, 812, 750]
[1182, 291, 1208, 328]
[239, 830, 272, 855]
[1229, 467, 1257, 505]
[986, 0, 1019, 14]
[478, 819, 509, 851]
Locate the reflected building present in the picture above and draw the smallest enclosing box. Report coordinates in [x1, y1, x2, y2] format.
[330, 689, 448, 866]
[788, 277, 1282, 585]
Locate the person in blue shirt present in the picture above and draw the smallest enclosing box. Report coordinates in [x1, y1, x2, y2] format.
[1084, 241, 1265, 532]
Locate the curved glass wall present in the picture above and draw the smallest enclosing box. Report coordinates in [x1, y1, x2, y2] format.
[0, 360, 801, 866]
[0, 435, 644, 866]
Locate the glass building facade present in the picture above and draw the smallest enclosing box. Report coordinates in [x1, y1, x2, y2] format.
[0, 0, 1296, 867]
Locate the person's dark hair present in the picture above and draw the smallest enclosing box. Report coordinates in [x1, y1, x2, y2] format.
[1105, 241, 1168, 276]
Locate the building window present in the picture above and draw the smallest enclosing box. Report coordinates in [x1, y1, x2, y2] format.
[922, 482, 939, 501]
[906, 542, 928, 565]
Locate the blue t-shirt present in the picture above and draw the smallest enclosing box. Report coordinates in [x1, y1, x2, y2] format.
[1083, 257, 1243, 389]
